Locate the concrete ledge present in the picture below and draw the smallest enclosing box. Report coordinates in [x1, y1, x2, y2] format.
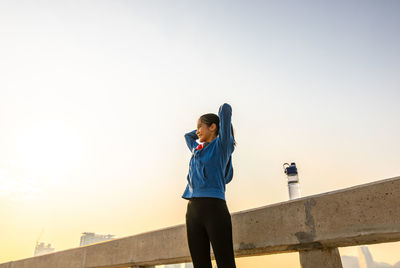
[1, 176, 399, 268]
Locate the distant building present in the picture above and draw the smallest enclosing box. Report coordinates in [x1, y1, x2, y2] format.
[341, 246, 398, 268]
[34, 242, 55, 256]
[79, 232, 115, 246]
[358, 246, 375, 268]
[158, 264, 193, 268]
[341, 255, 360, 268]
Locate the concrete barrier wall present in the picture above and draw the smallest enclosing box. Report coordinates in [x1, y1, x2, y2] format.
[1, 176, 399, 268]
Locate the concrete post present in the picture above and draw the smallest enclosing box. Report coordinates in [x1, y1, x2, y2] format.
[299, 247, 343, 268]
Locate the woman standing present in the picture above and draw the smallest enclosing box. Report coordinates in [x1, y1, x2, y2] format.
[182, 103, 237, 268]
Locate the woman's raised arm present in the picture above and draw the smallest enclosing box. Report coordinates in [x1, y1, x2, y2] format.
[217, 103, 234, 151]
[184, 129, 198, 152]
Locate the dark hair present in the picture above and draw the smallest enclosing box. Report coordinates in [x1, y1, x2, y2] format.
[199, 113, 237, 147]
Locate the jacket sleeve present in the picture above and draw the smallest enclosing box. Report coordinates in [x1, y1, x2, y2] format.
[224, 155, 234, 184]
[217, 103, 234, 153]
[184, 129, 199, 152]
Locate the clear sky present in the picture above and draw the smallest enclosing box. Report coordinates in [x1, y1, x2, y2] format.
[0, 0, 399, 267]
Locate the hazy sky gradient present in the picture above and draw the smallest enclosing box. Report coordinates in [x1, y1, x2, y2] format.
[1, 1, 399, 266]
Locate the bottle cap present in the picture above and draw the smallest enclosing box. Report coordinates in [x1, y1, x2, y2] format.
[285, 162, 298, 175]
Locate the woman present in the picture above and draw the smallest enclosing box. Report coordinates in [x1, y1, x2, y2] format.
[182, 103, 237, 268]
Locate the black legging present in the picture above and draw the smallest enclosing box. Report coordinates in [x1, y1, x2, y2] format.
[185, 197, 237, 268]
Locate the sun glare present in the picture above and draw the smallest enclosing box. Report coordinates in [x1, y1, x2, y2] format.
[15, 119, 84, 177]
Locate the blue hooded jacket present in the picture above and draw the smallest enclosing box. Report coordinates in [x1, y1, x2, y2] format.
[181, 103, 235, 201]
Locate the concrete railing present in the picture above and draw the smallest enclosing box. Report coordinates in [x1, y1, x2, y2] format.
[1, 176, 399, 268]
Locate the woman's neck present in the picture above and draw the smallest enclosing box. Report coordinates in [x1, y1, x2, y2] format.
[204, 135, 217, 144]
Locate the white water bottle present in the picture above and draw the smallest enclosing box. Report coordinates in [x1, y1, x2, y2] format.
[283, 162, 301, 200]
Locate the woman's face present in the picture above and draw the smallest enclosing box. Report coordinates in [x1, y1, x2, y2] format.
[196, 118, 217, 143]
